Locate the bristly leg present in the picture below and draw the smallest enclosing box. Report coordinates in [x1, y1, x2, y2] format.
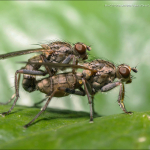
[0, 71, 21, 116]
[101, 81, 132, 114]
[0, 69, 47, 116]
[118, 83, 132, 114]
[40, 54, 53, 94]
[82, 78, 93, 123]
[91, 95, 97, 115]
[58, 87, 85, 96]
[24, 89, 57, 128]
[0, 73, 21, 105]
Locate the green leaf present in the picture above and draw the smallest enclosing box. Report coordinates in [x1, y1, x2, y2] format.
[0, 105, 150, 149]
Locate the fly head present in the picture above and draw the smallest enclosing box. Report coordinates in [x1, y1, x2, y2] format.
[73, 42, 91, 60]
[116, 64, 138, 84]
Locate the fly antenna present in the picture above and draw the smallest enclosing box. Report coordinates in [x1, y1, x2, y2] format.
[131, 63, 139, 73]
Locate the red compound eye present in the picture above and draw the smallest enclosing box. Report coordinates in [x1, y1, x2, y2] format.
[119, 67, 130, 78]
[75, 43, 86, 55]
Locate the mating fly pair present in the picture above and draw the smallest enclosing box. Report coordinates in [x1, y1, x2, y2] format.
[0, 41, 137, 128]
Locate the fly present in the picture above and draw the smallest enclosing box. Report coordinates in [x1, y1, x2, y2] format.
[0, 41, 91, 104]
[0, 59, 137, 128]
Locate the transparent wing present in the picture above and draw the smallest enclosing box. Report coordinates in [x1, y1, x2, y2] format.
[19, 61, 97, 72]
[0, 48, 53, 60]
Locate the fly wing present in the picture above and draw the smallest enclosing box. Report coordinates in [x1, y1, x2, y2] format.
[19, 61, 97, 72]
[0, 48, 53, 60]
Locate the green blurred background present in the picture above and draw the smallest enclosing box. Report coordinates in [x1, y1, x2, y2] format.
[0, 1, 150, 116]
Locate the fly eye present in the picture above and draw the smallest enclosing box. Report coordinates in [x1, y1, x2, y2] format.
[119, 67, 130, 78]
[75, 43, 86, 55]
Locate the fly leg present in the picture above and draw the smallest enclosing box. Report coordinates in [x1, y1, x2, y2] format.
[0, 70, 22, 116]
[72, 56, 78, 74]
[24, 89, 57, 128]
[35, 87, 86, 106]
[62, 54, 74, 64]
[58, 87, 85, 96]
[33, 54, 57, 106]
[82, 79, 94, 123]
[84, 80, 96, 115]
[40, 54, 54, 94]
[101, 82, 132, 114]
[0, 69, 47, 116]
[40, 54, 53, 76]
[62, 55, 78, 74]
[118, 83, 132, 114]
[61, 54, 75, 73]
[91, 95, 97, 115]
[34, 97, 47, 106]
[0, 73, 21, 105]
[25, 87, 86, 128]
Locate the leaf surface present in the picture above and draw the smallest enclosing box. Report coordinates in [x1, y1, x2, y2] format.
[0, 105, 149, 149]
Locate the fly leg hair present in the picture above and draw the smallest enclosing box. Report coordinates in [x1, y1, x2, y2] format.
[117, 83, 132, 114]
[24, 87, 86, 128]
[0, 69, 47, 116]
[101, 81, 132, 114]
[84, 80, 96, 115]
[24, 89, 57, 128]
[0, 74, 21, 105]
